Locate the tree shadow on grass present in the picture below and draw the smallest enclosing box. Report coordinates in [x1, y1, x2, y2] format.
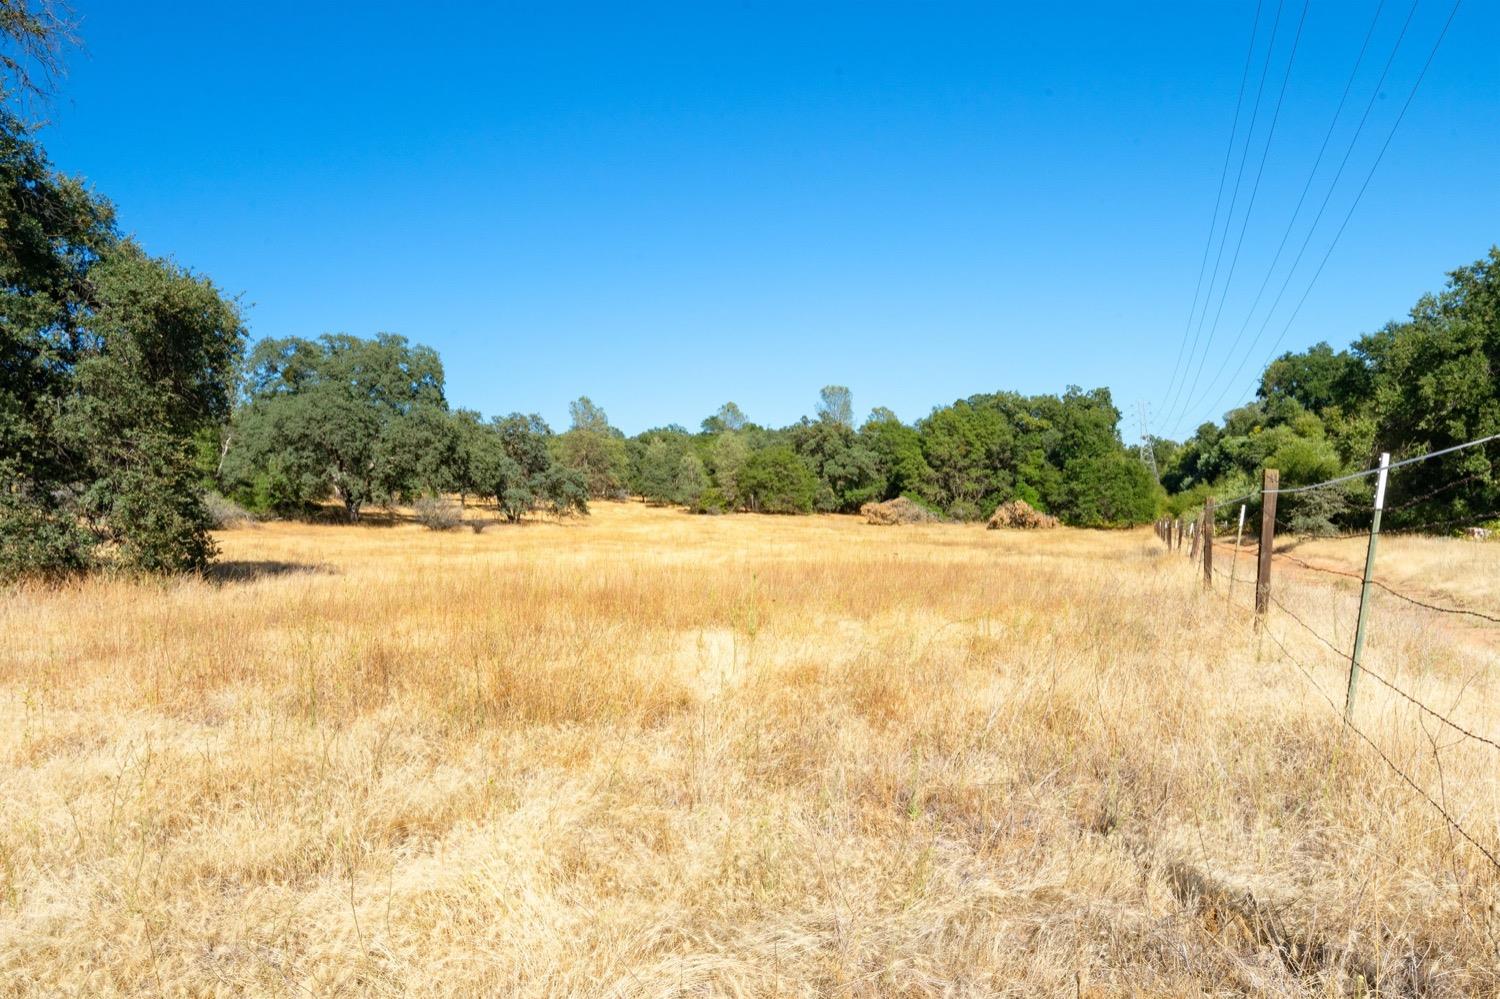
[205, 560, 334, 585]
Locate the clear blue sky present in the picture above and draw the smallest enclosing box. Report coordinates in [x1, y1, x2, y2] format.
[36, 2, 1500, 440]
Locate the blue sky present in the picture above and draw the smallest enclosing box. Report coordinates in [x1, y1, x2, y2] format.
[35, 2, 1500, 439]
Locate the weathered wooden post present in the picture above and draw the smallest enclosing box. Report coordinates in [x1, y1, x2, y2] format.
[1202, 498, 1214, 588]
[1345, 452, 1391, 724]
[1189, 514, 1201, 561]
[1255, 469, 1278, 623]
[1176, 518, 1184, 551]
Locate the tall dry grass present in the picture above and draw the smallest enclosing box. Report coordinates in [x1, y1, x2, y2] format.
[2, 502, 1498, 996]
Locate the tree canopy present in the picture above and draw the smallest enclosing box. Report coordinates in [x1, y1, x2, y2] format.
[1157, 247, 1500, 534]
[1, 107, 245, 579]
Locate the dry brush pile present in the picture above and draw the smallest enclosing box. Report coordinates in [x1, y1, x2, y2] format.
[1, 502, 1498, 996]
[860, 497, 944, 525]
[987, 498, 1059, 530]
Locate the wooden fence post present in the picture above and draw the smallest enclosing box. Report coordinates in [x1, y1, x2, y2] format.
[1189, 515, 1201, 561]
[1255, 469, 1278, 622]
[1202, 498, 1214, 588]
[1176, 518, 1183, 551]
[1346, 452, 1391, 723]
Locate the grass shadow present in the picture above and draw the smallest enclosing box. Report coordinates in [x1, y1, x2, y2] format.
[205, 560, 334, 585]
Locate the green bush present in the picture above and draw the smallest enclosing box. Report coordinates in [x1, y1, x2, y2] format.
[739, 447, 818, 514]
[0, 491, 92, 583]
[690, 486, 728, 515]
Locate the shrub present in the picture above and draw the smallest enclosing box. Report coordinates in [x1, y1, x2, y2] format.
[0, 492, 92, 583]
[204, 491, 256, 529]
[739, 447, 818, 514]
[690, 487, 727, 515]
[414, 496, 463, 531]
[541, 465, 590, 518]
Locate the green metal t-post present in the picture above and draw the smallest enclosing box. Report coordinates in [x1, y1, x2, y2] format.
[1346, 452, 1390, 724]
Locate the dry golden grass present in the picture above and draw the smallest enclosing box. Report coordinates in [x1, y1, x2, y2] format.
[3, 501, 1499, 996]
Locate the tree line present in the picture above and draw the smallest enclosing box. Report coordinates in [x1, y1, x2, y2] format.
[11, 5, 1494, 581]
[205, 335, 1160, 531]
[1152, 248, 1500, 535]
[0, 71, 1157, 583]
[0, 58, 1159, 585]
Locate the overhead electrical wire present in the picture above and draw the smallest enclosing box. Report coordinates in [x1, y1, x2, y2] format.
[1157, 0, 1267, 427]
[1187, 0, 1464, 429]
[1161, 0, 1311, 437]
[1162, 0, 1391, 437]
[1158, 0, 1283, 428]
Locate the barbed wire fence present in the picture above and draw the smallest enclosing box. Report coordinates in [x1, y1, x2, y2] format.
[1153, 431, 1500, 876]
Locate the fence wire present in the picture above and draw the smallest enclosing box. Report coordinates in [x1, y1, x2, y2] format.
[1200, 560, 1500, 875]
[1264, 590, 1500, 754]
[1188, 430, 1500, 535]
[1270, 551, 1500, 625]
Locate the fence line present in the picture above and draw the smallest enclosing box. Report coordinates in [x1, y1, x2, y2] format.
[1202, 561, 1500, 874]
[1256, 616, 1500, 874]
[1310, 507, 1500, 543]
[1264, 589, 1500, 753]
[1269, 431, 1500, 497]
[1368, 583, 1500, 626]
[1171, 450, 1500, 877]
[1271, 550, 1500, 625]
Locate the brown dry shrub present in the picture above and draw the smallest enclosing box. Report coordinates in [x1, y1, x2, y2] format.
[987, 499, 1059, 530]
[861, 496, 943, 525]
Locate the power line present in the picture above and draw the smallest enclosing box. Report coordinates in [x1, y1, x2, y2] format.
[1170, 0, 1391, 437]
[1159, 0, 1282, 427]
[1188, 0, 1463, 427]
[1177, 0, 1422, 431]
[1159, 0, 1268, 427]
[1163, 0, 1311, 437]
[1137, 402, 1159, 481]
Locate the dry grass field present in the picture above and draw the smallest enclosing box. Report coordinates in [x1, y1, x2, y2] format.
[3, 501, 1500, 996]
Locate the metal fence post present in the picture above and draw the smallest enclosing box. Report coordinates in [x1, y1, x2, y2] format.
[1346, 452, 1391, 723]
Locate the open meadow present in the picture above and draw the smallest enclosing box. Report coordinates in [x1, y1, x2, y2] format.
[4, 502, 1500, 997]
